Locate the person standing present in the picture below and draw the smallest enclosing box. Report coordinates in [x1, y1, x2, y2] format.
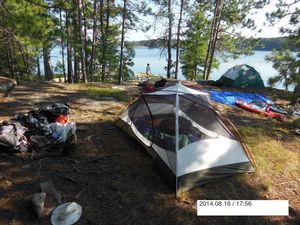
[146, 63, 151, 78]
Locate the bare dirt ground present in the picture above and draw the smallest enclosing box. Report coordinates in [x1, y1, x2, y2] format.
[0, 82, 299, 225]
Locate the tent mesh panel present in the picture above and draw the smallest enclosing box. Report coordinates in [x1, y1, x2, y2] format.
[177, 96, 236, 150]
[126, 93, 241, 175]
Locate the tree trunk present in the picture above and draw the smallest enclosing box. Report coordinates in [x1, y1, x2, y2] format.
[206, 0, 223, 79]
[77, 0, 87, 83]
[90, 0, 98, 81]
[167, 0, 172, 79]
[18, 42, 30, 75]
[174, 0, 183, 80]
[118, 0, 127, 85]
[82, 0, 89, 80]
[36, 56, 41, 79]
[43, 47, 52, 81]
[9, 39, 16, 79]
[203, 0, 223, 80]
[0, 62, 2, 77]
[74, 49, 79, 83]
[6, 38, 14, 79]
[70, 3, 81, 83]
[100, 0, 105, 81]
[5, 47, 11, 77]
[103, 0, 110, 80]
[24, 45, 32, 75]
[66, 10, 73, 83]
[292, 66, 300, 103]
[6, 46, 13, 78]
[60, 9, 67, 83]
[203, 1, 218, 80]
[293, 82, 300, 103]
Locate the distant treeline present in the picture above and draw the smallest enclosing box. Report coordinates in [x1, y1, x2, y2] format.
[254, 37, 297, 51]
[129, 37, 297, 51]
[128, 39, 175, 49]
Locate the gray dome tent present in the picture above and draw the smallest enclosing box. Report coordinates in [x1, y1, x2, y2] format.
[216, 64, 265, 88]
[116, 83, 255, 195]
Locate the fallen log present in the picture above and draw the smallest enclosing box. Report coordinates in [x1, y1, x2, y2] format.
[0, 76, 17, 97]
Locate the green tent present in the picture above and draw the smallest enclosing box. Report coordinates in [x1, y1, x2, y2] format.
[216, 64, 265, 88]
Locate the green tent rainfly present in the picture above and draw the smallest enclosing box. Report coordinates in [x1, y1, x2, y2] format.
[216, 64, 265, 88]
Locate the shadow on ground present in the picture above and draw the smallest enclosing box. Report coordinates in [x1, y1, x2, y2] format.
[1, 120, 299, 225]
[0, 82, 299, 225]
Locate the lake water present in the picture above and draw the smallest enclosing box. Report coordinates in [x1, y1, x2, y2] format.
[132, 47, 282, 88]
[50, 47, 284, 89]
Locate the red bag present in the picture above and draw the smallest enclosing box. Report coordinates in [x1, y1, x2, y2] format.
[143, 85, 155, 92]
[55, 115, 69, 124]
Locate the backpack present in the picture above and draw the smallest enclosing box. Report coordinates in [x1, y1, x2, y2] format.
[38, 103, 70, 123]
[13, 112, 52, 136]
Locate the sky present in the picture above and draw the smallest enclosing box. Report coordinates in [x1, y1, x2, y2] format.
[127, 0, 296, 41]
[240, 0, 292, 38]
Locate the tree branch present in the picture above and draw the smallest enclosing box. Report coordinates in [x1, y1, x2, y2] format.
[23, 0, 69, 10]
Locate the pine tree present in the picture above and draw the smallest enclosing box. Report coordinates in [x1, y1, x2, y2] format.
[117, 0, 152, 83]
[201, 0, 266, 80]
[266, 0, 300, 101]
[174, 0, 184, 79]
[0, 0, 56, 81]
[180, 7, 213, 80]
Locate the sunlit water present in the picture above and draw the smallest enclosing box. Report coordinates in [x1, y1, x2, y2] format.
[50, 47, 286, 90]
[131, 47, 282, 88]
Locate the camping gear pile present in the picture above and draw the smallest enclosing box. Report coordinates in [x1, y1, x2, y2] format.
[207, 64, 300, 118]
[139, 77, 167, 92]
[235, 99, 285, 119]
[288, 98, 300, 116]
[0, 103, 76, 157]
[205, 90, 300, 118]
[116, 83, 255, 194]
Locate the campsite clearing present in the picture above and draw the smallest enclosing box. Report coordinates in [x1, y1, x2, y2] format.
[0, 82, 299, 225]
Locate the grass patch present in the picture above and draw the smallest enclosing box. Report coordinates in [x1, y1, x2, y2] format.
[238, 124, 299, 180]
[292, 117, 300, 126]
[262, 178, 273, 191]
[86, 87, 131, 102]
[67, 82, 113, 90]
[66, 83, 131, 102]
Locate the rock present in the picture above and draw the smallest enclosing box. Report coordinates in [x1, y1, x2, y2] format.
[5, 179, 13, 186]
[0, 76, 17, 96]
[32, 192, 46, 218]
[22, 164, 31, 169]
[40, 181, 62, 204]
[75, 190, 83, 200]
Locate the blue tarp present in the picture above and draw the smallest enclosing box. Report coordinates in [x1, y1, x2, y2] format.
[204, 90, 274, 106]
